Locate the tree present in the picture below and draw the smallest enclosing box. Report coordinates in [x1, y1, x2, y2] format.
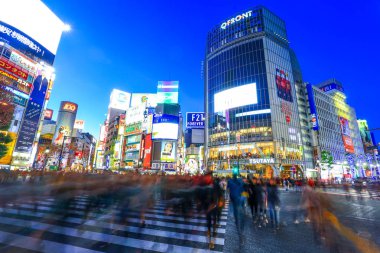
[0, 144, 7, 159]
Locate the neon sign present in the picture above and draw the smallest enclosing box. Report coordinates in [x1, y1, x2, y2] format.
[220, 11, 253, 29]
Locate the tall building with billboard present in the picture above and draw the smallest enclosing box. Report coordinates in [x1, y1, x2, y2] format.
[306, 79, 365, 178]
[0, 0, 66, 169]
[205, 6, 308, 177]
[53, 101, 78, 144]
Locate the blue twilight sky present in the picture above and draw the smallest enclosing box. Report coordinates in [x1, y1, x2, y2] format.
[43, 0, 380, 141]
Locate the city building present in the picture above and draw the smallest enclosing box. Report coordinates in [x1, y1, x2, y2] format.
[0, 0, 67, 169]
[205, 6, 310, 177]
[306, 79, 365, 178]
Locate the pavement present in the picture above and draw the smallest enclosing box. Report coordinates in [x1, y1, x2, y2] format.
[223, 189, 380, 253]
[0, 189, 379, 253]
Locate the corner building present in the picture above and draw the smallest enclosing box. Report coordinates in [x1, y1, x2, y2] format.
[205, 6, 311, 177]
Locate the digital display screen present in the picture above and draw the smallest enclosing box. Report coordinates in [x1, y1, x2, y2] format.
[214, 83, 257, 112]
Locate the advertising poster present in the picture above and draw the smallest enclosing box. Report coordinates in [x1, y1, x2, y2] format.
[338, 116, 355, 153]
[53, 101, 78, 145]
[74, 119, 85, 130]
[109, 89, 131, 110]
[186, 112, 205, 129]
[161, 141, 176, 162]
[157, 81, 179, 104]
[143, 134, 152, 168]
[275, 68, 293, 102]
[14, 75, 48, 153]
[152, 114, 179, 140]
[306, 83, 319, 131]
[44, 109, 53, 120]
[125, 104, 146, 125]
[358, 120, 373, 148]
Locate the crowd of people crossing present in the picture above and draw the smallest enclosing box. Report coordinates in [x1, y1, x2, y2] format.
[0, 169, 379, 251]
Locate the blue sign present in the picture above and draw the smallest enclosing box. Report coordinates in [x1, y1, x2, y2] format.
[319, 83, 344, 93]
[14, 75, 48, 153]
[186, 112, 205, 129]
[0, 21, 55, 65]
[306, 83, 319, 131]
[153, 114, 179, 124]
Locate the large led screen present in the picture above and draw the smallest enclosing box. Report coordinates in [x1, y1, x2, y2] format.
[0, 0, 64, 55]
[214, 83, 257, 112]
[152, 114, 179, 140]
[157, 81, 179, 104]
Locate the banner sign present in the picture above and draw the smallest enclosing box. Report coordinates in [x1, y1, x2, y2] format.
[306, 83, 319, 131]
[14, 75, 48, 153]
[186, 112, 205, 129]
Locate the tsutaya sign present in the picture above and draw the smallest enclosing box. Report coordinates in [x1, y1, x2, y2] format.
[221, 11, 253, 29]
[250, 158, 275, 164]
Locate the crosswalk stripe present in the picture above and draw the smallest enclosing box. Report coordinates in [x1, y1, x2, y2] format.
[33, 200, 229, 219]
[16, 202, 228, 225]
[0, 216, 222, 253]
[0, 230, 103, 253]
[0, 207, 227, 234]
[0, 195, 229, 252]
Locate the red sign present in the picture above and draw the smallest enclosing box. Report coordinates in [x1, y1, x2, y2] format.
[0, 57, 29, 80]
[339, 117, 355, 154]
[143, 134, 152, 168]
[61, 102, 78, 113]
[44, 109, 53, 120]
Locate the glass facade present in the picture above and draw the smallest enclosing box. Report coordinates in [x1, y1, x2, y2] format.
[205, 6, 306, 176]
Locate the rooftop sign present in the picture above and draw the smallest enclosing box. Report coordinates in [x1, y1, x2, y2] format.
[221, 11, 253, 29]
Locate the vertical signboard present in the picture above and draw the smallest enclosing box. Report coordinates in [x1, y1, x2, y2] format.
[358, 120, 373, 149]
[14, 75, 49, 153]
[157, 81, 179, 104]
[143, 134, 152, 168]
[306, 83, 319, 131]
[338, 116, 355, 154]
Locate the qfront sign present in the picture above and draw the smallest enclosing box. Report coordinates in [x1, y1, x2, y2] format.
[220, 11, 253, 29]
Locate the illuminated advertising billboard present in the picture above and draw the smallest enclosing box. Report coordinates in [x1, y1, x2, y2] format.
[143, 134, 152, 168]
[319, 83, 344, 93]
[109, 89, 131, 110]
[161, 141, 176, 162]
[44, 109, 53, 120]
[53, 101, 78, 145]
[125, 123, 142, 136]
[157, 81, 179, 104]
[152, 114, 179, 140]
[275, 68, 293, 103]
[130, 93, 157, 108]
[14, 75, 49, 153]
[338, 116, 355, 154]
[306, 83, 319, 131]
[0, 0, 65, 61]
[358, 120, 373, 148]
[214, 83, 257, 112]
[186, 112, 205, 129]
[74, 119, 85, 130]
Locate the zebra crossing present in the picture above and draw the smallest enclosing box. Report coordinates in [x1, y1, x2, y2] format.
[0, 196, 229, 253]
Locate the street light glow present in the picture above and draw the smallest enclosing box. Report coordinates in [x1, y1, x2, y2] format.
[63, 23, 71, 32]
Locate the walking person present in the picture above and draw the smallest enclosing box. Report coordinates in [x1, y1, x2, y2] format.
[267, 179, 281, 230]
[227, 173, 245, 240]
